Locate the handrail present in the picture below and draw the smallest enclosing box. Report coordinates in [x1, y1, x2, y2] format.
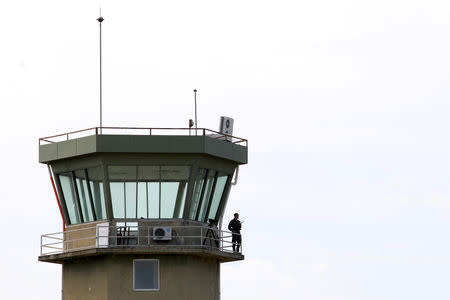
[40, 225, 242, 256]
[39, 127, 248, 147]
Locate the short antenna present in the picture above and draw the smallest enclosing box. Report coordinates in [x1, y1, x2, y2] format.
[97, 10, 104, 134]
[193, 89, 197, 135]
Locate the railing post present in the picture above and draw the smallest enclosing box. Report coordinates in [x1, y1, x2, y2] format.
[200, 226, 203, 246]
[40, 235, 43, 256]
[66, 133, 69, 141]
[95, 127, 98, 136]
[203, 128, 205, 136]
[149, 128, 152, 136]
[148, 226, 150, 246]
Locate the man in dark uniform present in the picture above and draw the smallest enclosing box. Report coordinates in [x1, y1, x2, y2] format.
[228, 213, 242, 252]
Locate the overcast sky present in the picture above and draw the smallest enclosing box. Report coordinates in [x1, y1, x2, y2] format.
[2, 0, 450, 299]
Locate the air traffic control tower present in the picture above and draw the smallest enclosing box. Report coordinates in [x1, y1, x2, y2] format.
[38, 126, 247, 300]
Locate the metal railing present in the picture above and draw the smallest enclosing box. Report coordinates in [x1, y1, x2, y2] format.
[39, 127, 247, 147]
[40, 225, 242, 256]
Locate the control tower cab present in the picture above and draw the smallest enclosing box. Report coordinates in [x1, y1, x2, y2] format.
[38, 127, 247, 300]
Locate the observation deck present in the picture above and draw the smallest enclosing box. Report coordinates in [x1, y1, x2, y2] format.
[40, 220, 243, 263]
[38, 127, 247, 264]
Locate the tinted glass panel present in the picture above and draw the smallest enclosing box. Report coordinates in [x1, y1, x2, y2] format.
[110, 182, 125, 218]
[74, 170, 94, 222]
[148, 182, 159, 218]
[160, 182, 179, 218]
[197, 171, 215, 222]
[137, 182, 147, 218]
[126, 182, 137, 218]
[189, 169, 206, 219]
[109, 166, 137, 218]
[59, 173, 81, 224]
[161, 166, 190, 219]
[87, 166, 106, 220]
[208, 174, 229, 221]
[138, 167, 160, 218]
[109, 165, 190, 219]
[174, 182, 188, 218]
[134, 260, 159, 290]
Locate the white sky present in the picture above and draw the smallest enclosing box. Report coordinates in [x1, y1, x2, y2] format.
[1, 0, 450, 299]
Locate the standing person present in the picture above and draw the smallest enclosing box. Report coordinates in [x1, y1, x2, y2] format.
[228, 213, 242, 252]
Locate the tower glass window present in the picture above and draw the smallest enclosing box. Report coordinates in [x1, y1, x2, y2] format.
[109, 165, 190, 219]
[58, 165, 231, 224]
[58, 172, 81, 224]
[197, 170, 216, 222]
[160, 166, 190, 218]
[189, 168, 207, 219]
[188, 169, 232, 222]
[57, 167, 107, 224]
[147, 182, 160, 218]
[137, 181, 147, 219]
[137, 166, 160, 218]
[109, 166, 136, 218]
[74, 170, 95, 222]
[174, 184, 188, 218]
[208, 173, 229, 221]
[87, 166, 107, 220]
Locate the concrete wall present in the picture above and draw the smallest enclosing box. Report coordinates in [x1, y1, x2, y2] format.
[62, 255, 220, 300]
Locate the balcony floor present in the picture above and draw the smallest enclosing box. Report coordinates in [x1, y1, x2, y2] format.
[39, 245, 244, 264]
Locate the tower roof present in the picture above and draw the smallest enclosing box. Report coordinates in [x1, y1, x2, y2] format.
[39, 127, 248, 164]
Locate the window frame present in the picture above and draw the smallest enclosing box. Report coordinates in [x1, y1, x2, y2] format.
[56, 171, 83, 225]
[86, 166, 108, 220]
[108, 164, 192, 220]
[54, 173, 72, 225]
[213, 173, 234, 222]
[187, 167, 207, 220]
[133, 259, 160, 291]
[74, 169, 96, 222]
[55, 166, 107, 225]
[186, 166, 235, 223]
[194, 169, 214, 221]
[204, 172, 223, 222]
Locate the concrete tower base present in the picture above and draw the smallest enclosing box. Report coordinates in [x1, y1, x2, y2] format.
[62, 255, 220, 300]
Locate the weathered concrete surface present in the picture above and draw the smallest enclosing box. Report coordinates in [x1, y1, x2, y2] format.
[62, 255, 221, 300]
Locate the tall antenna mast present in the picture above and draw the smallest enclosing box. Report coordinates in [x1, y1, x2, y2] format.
[97, 11, 104, 134]
[193, 89, 197, 135]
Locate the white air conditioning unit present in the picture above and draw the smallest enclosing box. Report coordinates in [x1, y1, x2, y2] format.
[153, 227, 172, 241]
[219, 116, 234, 141]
